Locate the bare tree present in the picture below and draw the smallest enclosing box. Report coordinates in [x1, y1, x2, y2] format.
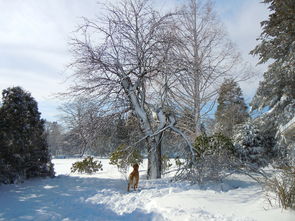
[168, 0, 245, 136]
[67, 0, 183, 179]
[59, 97, 103, 156]
[45, 121, 65, 156]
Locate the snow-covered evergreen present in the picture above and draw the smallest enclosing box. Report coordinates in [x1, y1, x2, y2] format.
[0, 87, 54, 184]
[250, 0, 295, 164]
[233, 121, 275, 167]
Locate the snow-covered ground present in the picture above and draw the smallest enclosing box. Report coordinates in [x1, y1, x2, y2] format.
[0, 158, 294, 221]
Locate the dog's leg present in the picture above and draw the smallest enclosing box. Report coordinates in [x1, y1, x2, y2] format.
[135, 179, 138, 191]
[133, 177, 137, 191]
[127, 183, 130, 192]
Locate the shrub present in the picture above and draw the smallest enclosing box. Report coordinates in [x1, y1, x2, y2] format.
[174, 134, 237, 184]
[109, 144, 143, 173]
[265, 166, 295, 210]
[194, 133, 235, 157]
[232, 122, 274, 167]
[71, 156, 103, 174]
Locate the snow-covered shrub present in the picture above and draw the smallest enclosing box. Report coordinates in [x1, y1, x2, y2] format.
[194, 133, 235, 157]
[71, 156, 103, 174]
[265, 166, 295, 210]
[109, 144, 143, 173]
[174, 134, 237, 184]
[233, 122, 274, 167]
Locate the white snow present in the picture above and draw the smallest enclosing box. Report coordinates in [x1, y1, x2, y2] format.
[0, 158, 294, 221]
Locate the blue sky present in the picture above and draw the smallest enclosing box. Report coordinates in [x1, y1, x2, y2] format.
[0, 0, 269, 121]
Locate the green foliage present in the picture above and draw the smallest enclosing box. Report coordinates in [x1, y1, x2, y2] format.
[173, 134, 237, 184]
[109, 144, 143, 172]
[265, 166, 295, 210]
[71, 156, 103, 174]
[194, 133, 235, 157]
[173, 133, 237, 184]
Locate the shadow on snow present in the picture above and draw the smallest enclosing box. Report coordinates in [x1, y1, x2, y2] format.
[0, 175, 162, 221]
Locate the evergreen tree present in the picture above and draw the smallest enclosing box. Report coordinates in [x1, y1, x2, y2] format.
[215, 79, 249, 138]
[250, 0, 295, 109]
[233, 121, 275, 167]
[0, 87, 54, 184]
[250, 0, 295, 162]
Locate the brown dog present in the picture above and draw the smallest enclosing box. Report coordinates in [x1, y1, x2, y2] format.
[127, 163, 139, 192]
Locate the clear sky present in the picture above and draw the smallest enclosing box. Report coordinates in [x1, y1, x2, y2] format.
[0, 0, 269, 121]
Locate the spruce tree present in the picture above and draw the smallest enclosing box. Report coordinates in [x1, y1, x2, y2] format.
[250, 0, 295, 162]
[0, 87, 54, 184]
[215, 79, 249, 138]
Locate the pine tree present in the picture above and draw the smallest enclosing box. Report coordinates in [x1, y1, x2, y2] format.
[0, 87, 54, 184]
[250, 0, 295, 162]
[250, 0, 295, 110]
[215, 79, 249, 138]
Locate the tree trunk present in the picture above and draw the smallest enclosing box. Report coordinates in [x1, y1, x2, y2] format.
[122, 78, 162, 179]
[192, 0, 201, 136]
[147, 136, 161, 179]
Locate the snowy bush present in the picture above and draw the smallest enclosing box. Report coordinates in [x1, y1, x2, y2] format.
[109, 144, 143, 173]
[194, 133, 235, 157]
[174, 134, 237, 184]
[71, 156, 103, 174]
[265, 166, 295, 210]
[233, 122, 274, 167]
